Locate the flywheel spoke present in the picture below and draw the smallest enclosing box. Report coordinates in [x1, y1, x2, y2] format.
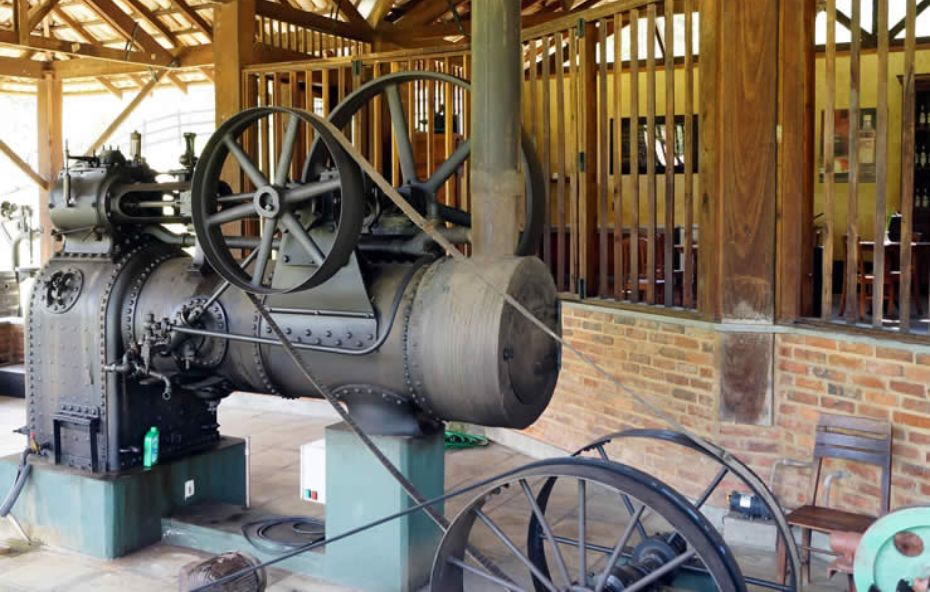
[622, 550, 697, 592]
[223, 134, 268, 189]
[446, 556, 527, 592]
[385, 84, 418, 185]
[217, 192, 255, 204]
[473, 509, 559, 592]
[520, 479, 572, 589]
[207, 203, 256, 227]
[275, 114, 301, 186]
[578, 480, 587, 587]
[594, 504, 646, 592]
[424, 139, 470, 194]
[281, 212, 326, 265]
[285, 178, 342, 204]
[250, 218, 278, 287]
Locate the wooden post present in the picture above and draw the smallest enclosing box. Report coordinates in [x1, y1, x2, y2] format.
[578, 20, 598, 295]
[36, 72, 62, 264]
[699, 0, 780, 322]
[776, 0, 816, 321]
[214, 0, 256, 127]
[700, 0, 781, 426]
[214, 0, 256, 199]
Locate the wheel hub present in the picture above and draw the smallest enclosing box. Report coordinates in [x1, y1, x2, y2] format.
[254, 185, 283, 218]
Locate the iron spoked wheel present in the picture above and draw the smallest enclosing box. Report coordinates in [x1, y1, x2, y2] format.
[302, 70, 546, 256]
[531, 430, 801, 591]
[431, 458, 746, 592]
[192, 106, 365, 294]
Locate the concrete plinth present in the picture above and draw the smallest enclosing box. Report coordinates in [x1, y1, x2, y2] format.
[0, 437, 246, 559]
[324, 422, 444, 592]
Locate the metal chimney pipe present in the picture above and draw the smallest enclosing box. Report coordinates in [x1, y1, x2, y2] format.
[469, 0, 523, 256]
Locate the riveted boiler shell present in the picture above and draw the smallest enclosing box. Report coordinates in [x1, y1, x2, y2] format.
[406, 256, 560, 429]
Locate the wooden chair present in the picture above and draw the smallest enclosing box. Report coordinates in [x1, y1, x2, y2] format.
[840, 236, 923, 321]
[776, 413, 892, 585]
[617, 234, 668, 303]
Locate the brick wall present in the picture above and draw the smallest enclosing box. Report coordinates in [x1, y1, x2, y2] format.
[524, 302, 930, 513]
[0, 321, 25, 365]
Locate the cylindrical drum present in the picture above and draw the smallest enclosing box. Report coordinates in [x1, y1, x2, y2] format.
[405, 256, 560, 429]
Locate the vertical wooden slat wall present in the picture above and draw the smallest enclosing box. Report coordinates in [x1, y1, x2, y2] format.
[814, 0, 925, 334]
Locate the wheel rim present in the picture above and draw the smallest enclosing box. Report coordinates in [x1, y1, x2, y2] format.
[192, 106, 364, 294]
[431, 458, 746, 592]
[302, 70, 546, 256]
[525, 430, 800, 592]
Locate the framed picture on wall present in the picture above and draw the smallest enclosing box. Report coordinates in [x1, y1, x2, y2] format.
[819, 108, 877, 183]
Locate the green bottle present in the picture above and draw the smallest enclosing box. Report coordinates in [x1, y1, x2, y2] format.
[143, 426, 160, 469]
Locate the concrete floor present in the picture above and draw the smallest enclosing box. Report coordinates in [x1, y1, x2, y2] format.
[0, 395, 846, 591]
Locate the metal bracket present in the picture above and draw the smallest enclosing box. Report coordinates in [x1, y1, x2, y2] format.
[578, 151, 586, 172]
[576, 18, 586, 37]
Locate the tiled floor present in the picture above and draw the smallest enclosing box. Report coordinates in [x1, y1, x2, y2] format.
[0, 395, 845, 591]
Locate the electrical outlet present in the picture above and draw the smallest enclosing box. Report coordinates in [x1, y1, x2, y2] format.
[184, 479, 195, 500]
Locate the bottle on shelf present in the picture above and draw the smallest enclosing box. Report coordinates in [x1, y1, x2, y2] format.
[860, 114, 876, 166]
[921, 103, 928, 127]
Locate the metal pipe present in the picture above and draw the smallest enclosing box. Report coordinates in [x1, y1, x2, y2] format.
[469, 0, 522, 256]
[822, 470, 847, 507]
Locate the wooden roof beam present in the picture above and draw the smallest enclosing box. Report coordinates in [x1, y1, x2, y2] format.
[335, 0, 371, 33]
[0, 53, 45, 78]
[169, 0, 212, 40]
[0, 28, 168, 65]
[83, 0, 173, 61]
[124, 0, 179, 47]
[50, 43, 212, 76]
[28, 0, 61, 32]
[85, 71, 159, 155]
[95, 75, 123, 97]
[254, 0, 373, 41]
[367, 0, 394, 28]
[0, 137, 49, 190]
[390, 0, 467, 28]
[51, 6, 94, 42]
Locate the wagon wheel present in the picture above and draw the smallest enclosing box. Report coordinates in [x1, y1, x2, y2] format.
[526, 430, 801, 592]
[302, 70, 545, 256]
[192, 106, 364, 294]
[431, 458, 746, 592]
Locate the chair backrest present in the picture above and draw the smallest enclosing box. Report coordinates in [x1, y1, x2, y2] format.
[811, 413, 893, 514]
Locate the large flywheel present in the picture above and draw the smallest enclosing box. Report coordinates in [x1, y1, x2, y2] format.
[302, 70, 546, 256]
[191, 106, 365, 294]
[431, 458, 746, 592]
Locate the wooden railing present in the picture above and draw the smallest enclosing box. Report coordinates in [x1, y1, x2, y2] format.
[240, 0, 699, 310]
[812, 0, 927, 334]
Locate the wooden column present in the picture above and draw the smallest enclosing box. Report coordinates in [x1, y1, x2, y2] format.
[578, 21, 598, 295]
[699, 0, 783, 426]
[776, 0, 816, 321]
[214, 0, 256, 126]
[36, 72, 62, 264]
[699, 0, 780, 322]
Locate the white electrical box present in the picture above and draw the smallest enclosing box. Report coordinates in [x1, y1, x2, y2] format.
[299, 438, 326, 504]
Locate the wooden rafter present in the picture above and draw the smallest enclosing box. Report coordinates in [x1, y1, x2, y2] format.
[124, 0, 179, 46]
[49, 43, 212, 76]
[95, 75, 122, 97]
[0, 54, 44, 77]
[334, 0, 370, 33]
[390, 0, 466, 28]
[367, 0, 394, 27]
[169, 0, 213, 40]
[254, 0, 373, 41]
[83, 0, 173, 61]
[28, 0, 61, 31]
[0, 137, 49, 190]
[890, 0, 930, 39]
[85, 71, 159, 155]
[0, 28, 167, 65]
[51, 6, 94, 42]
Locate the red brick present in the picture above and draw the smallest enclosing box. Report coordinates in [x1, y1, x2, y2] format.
[890, 380, 925, 398]
[837, 341, 873, 356]
[827, 354, 864, 370]
[852, 374, 886, 389]
[902, 398, 930, 414]
[779, 360, 809, 375]
[801, 335, 838, 350]
[894, 411, 930, 430]
[865, 360, 904, 377]
[876, 347, 914, 363]
[864, 390, 897, 407]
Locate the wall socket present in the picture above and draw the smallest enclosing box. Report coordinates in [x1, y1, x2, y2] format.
[184, 479, 195, 500]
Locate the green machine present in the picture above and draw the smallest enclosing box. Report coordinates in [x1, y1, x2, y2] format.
[855, 506, 930, 592]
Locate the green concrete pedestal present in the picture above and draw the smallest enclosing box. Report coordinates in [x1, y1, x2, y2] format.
[0, 437, 246, 559]
[324, 422, 445, 592]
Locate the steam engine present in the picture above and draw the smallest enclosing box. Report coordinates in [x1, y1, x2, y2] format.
[26, 80, 560, 473]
